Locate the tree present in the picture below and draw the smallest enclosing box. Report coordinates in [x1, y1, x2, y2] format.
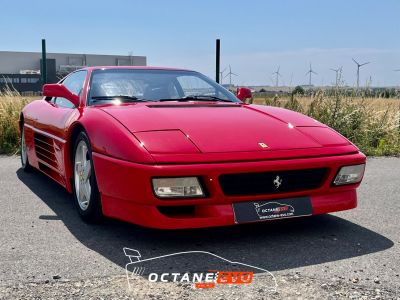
[292, 85, 305, 95]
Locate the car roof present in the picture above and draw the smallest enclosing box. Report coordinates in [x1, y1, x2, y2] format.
[82, 66, 193, 72]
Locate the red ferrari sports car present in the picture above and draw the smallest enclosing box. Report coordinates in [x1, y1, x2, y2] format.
[20, 66, 366, 229]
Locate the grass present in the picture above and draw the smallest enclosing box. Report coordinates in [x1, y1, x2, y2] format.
[0, 89, 399, 156]
[0, 90, 32, 154]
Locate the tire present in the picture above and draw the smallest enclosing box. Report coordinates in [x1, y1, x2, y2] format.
[72, 131, 103, 222]
[20, 124, 33, 172]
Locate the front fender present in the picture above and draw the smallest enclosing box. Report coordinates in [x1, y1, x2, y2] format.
[74, 107, 154, 164]
[62, 107, 153, 193]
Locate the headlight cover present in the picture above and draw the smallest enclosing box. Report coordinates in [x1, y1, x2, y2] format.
[333, 164, 365, 186]
[152, 177, 205, 198]
[134, 130, 200, 154]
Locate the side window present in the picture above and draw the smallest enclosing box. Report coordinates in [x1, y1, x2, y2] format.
[55, 70, 87, 108]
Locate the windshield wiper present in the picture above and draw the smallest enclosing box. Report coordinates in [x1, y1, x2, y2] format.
[158, 95, 233, 103]
[91, 95, 148, 102]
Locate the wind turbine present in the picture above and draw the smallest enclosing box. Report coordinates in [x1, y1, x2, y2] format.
[224, 65, 238, 89]
[305, 63, 317, 86]
[219, 67, 227, 84]
[330, 66, 342, 86]
[289, 73, 294, 87]
[352, 58, 370, 88]
[395, 69, 400, 86]
[272, 66, 282, 87]
[268, 76, 275, 86]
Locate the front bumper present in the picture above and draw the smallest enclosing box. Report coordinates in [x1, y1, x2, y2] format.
[92, 152, 365, 229]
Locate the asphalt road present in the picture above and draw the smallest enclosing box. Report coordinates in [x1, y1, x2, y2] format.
[0, 156, 399, 299]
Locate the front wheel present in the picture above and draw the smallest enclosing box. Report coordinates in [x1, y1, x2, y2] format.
[72, 132, 103, 222]
[20, 125, 33, 172]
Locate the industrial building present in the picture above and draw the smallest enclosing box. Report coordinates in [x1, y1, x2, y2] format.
[0, 51, 147, 93]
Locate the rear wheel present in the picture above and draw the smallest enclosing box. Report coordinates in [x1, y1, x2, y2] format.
[20, 125, 33, 172]
[72, 132, 103, 222]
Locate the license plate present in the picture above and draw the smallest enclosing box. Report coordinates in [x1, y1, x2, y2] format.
[233, 197, 312, 223]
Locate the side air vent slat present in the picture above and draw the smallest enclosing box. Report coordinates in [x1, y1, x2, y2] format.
[34, 132, 58, 170]
[34, 143, 55, 156]
[38, 162, 63, 183]
[34, 137, 54, 151]
[36, 151, 58, 168]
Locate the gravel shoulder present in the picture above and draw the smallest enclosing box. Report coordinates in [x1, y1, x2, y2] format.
[1, 274, 398, 299]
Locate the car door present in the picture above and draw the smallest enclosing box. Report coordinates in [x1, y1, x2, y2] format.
[30, 70, 87, 185]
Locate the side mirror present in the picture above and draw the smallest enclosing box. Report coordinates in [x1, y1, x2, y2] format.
[236, 87, 252, 101]
[42, 84, 80, 107]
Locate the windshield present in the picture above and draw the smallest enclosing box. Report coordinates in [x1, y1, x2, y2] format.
[87, 69, 240, 105]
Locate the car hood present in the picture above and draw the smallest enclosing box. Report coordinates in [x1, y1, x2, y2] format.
[99, 102, 352, 154]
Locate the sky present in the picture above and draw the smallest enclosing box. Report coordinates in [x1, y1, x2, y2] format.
[1, 0, 400, 87]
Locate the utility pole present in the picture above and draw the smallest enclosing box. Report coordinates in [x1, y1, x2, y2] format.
[215, 39, 220, 83]
[41, 39, 47, 84]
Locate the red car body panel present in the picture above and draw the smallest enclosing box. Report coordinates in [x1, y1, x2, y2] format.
[20, 66, 366, 229]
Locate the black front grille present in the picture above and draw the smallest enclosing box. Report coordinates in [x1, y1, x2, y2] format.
[219, 168, 328, 196]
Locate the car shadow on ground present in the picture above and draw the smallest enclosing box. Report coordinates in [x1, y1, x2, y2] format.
[17, 169, 394, 275]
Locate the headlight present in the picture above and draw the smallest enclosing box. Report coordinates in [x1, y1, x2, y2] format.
[333, 164, 365, 185]
[152, 177, 205, 198]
